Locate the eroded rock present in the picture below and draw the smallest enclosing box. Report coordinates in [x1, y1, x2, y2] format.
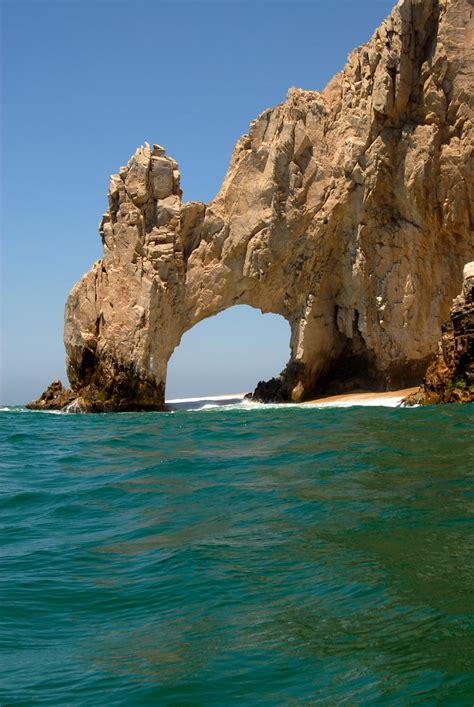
[403, 262, 474, 405]
[43, 0, 473, 411]
[26, 380, 76, 411]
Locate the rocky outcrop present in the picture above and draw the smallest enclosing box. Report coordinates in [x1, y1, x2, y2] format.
[403, 262, 474, 404]
[26, 380, 76, 411]
[40, 0, 473, 411]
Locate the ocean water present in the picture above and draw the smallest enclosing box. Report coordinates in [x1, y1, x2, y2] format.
[1, 400, 473, 705]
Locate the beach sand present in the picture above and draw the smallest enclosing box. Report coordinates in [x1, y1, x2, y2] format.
[166, 388, 420, 409]
[303, 387, 418, 407]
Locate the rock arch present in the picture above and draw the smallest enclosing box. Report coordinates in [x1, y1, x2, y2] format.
[64, 0, 473, 411]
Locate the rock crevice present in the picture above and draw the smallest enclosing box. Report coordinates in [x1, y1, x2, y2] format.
[404, 262, 474, 404]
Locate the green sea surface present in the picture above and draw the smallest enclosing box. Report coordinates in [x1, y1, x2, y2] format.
[1, 403, 473, 704]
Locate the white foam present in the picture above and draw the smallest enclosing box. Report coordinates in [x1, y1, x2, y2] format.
[0, 406, 70, 414]
[0, 406, 31, 413]
[0, 394, 412, 415]
[169, 393, 412, 412]
[166, 393, 247, 404]
[165, 393, 248, 411]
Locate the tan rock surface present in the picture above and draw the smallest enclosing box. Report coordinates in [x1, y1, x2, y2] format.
[62, 0, 473, 411]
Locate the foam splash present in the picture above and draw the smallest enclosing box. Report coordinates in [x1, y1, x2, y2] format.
[166, 393, 247, 404]
[1, 393, 414, 414]
[165, 394, 247, 411]
[166, 392, 412, 411]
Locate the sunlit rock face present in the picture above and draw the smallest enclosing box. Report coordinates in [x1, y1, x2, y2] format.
[64, 0, 473, 410]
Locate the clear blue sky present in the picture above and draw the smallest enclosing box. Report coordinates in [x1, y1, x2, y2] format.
[1, 0, 394, 404]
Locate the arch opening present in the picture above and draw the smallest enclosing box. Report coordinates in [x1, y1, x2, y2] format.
[165, 305, 291, 401]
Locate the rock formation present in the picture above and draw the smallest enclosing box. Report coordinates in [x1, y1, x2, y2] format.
[403, 262, 474, 404]
[26, 381, 76, 411]
[33, 0, 474, 411]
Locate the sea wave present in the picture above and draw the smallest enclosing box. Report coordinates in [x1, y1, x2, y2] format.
[0, 401, 472, 704]
[0, 405, 29, 413]
[0, 395, 413, 415]
[167, 394, 412, 412]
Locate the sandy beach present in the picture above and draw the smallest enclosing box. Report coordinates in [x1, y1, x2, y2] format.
[303, 387, 418, 407]
[165, 388, 420, 409]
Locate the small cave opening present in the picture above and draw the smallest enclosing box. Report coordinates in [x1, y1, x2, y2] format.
[165, 305, 291, 401]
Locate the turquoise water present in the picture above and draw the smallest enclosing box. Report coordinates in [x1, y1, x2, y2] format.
[1, 403, 473, 704]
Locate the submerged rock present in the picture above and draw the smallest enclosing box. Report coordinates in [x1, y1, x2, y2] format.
[38, 0, 474, 411]
[403, 263, 474, 405]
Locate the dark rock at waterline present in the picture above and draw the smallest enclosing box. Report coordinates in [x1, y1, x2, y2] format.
[27, 379, 166, 413]
[245, 361, 309, 403]
[403, 263, 474, 406]
[245, 377, 289, 404]
[26, 380, 77, 411]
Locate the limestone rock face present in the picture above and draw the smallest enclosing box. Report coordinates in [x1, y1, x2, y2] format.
[62, 0, 473, 411]
[404, 262, 474, 404]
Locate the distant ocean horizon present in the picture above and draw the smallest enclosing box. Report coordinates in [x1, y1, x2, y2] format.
[1, 400, 473, 703]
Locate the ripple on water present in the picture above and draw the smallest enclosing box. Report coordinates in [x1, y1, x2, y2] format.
[0, 404, 473, 704]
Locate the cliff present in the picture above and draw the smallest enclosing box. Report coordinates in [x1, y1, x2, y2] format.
[33, 0, 474, 411]
[404, 262, 474, 404]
